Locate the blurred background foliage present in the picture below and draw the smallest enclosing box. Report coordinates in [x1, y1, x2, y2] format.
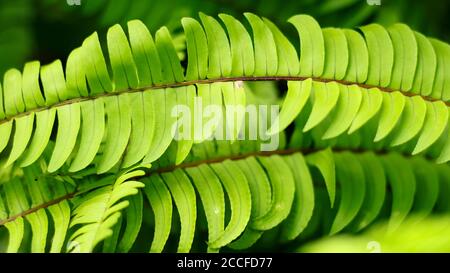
[0, 0, 449, 77]
[298, 215, 450, 253]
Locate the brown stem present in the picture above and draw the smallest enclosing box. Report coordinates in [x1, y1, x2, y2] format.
[147, 146, 392, 176]
[0, 192, 76, 226]
[0, 76, 447, 126]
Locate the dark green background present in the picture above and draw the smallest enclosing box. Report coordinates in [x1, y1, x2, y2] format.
[0, 0, 449, 77]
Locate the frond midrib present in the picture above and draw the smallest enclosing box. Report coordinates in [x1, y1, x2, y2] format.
[147, 146, 438, 176]
[1, 75, 448, 126]
[0, 191, 75, 226]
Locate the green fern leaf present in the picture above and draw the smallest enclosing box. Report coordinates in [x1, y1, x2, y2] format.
[68, 170, 144, 252]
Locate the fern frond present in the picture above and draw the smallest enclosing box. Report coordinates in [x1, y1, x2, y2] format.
[83, 147, 450, 252]
[0, 13, 449, 178]
[0, 162, 74, 253]
[1, 141, 449, 253]
[68, 169, 145, 253]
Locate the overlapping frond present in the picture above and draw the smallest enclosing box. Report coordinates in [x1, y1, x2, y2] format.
[0, 161, 74, 253]
[1, 140, 449, 253]
[68, 169, 144, 253]
[0, 165, 145, 253]
[93, 148, 450, 253]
